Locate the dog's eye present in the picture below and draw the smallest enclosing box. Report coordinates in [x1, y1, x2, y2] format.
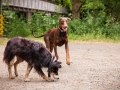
[61, 21, 64, 24]
[66, 20, 68, 23]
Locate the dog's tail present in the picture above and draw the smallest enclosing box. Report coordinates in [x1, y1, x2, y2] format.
[31, 30, 44, 38]
[3, 41, 15, 65]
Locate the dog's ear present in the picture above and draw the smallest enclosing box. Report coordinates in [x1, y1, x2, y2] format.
[53, 61, 62, 68]
[58, 64, 62, 68]
[59, 17, 71, 21]
[67, 18, 71, 21]
[56, 61, 62, 68]
[56, 63, 62, 68]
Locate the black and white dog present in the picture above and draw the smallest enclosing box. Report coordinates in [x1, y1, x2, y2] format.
[3, 37, 61, 82]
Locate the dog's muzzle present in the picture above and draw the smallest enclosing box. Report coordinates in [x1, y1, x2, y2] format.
[51, 72, 59, 80]
[53, 75, 59, 80]
[62, 27, 68, 32]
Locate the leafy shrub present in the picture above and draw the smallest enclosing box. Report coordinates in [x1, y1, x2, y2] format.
[3, 11, 30, 37]
[30, 13, 59, 36]
[3, 11, 120, 41]
[68, 14, 120, 40]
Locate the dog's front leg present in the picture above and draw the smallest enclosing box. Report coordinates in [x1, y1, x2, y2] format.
[48, 72, 55, 81]
[34, 64, 53, 82]
[24, 64, 33, 82]
[65, 42, 70, 65]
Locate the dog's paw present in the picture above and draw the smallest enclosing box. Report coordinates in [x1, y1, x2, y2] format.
[9, 76, 15, 79]
[24, 78, 31, 82]
[15, 73, 18, 77]
[15, 74, 18, 77]
[66, 62, 70, 65]
[47, 77, 54, 82]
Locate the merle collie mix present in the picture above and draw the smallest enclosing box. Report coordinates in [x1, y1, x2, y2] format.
[3, 37, 61, 82]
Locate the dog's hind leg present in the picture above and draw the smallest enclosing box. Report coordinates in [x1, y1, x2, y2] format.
[54, 46, 59, 60]
[24, 64, 33, 82]
[14, 56, 24, 77]
[44, 36, 51, 51]
[50, 43, 54, 52]
[8, 57, 15, 79]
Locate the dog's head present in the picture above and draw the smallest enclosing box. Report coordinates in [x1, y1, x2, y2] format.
[48, 56, 62, 80]
[59, 17, 71, 32]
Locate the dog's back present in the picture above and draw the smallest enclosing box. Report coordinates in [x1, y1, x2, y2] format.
[3, 37, 51, 66]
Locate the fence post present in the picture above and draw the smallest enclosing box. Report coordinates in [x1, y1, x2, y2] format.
[0, 0, 2, 14]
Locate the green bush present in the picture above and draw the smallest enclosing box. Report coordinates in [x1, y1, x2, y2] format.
[3, 11, 30, 37]
[3, 11, 120, 41]
[30, 13, 59, 36]
[68, 14, 120, 40]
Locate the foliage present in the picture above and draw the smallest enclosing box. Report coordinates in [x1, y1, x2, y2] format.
[2, 0, 120, 41]
[30, 11, 120, 41]
[51, 0, 72, 10]
[68, 15, 120, 40]
[3, 11, 30, 37]
[30, 12, 59, 36]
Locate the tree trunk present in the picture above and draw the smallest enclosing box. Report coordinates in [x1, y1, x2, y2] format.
[72, 0, 80, 19]
[72, 0, 86, 19]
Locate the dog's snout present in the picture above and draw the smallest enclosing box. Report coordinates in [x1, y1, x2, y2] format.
[55, 76, 59, 79]
[53, 75, 59, 80]
[64, 22, 68, 27]
[63, 26, 68, 28]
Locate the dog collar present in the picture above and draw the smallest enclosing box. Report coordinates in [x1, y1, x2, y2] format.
[58, 27, 64, 32]
[48, 58, 53, 68]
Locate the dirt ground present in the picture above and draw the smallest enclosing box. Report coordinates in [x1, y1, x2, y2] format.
[0, 41, 120, 90]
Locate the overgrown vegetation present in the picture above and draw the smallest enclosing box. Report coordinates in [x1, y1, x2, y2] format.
[30, 13, 59, 36]
[3, 11, 30, 37]
[2, 10, 120, 42]
[68, 15, 120, 41]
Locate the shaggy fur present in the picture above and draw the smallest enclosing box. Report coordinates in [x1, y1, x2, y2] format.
[32, 17, 71, 65]
[3, 37, 61, 82]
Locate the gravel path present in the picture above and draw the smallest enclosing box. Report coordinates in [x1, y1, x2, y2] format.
[0, 41, 120, 90]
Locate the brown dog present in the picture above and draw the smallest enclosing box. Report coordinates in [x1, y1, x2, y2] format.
[32, 17, 70, 65]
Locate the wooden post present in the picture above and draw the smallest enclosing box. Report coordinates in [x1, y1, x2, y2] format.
[27, 12, 32, 23]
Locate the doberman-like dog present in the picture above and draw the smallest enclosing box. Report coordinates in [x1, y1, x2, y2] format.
[32, 17, 71, 65]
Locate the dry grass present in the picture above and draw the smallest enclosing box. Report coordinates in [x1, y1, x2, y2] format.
[0, 37, 9, 46]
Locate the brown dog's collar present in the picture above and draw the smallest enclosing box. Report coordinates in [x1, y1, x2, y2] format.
[57, 27, 68, 39]
[58, 27, 64, 32]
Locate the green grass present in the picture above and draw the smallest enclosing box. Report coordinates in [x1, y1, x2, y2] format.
[0, 36, 44, 46]
[68, 34, 120, 43]
[0, 34, 120, 46]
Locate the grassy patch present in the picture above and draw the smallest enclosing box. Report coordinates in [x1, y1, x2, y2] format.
[0, 37, 9, 45]
[0, 35, 120, 46]
[0, 36, 44, 46]
[68, 34, 120, 43]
